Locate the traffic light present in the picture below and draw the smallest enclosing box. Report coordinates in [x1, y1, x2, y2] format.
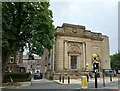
[93, 62, 99, 71]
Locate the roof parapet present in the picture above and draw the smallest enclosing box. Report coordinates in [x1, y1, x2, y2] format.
[62, 23, 86, 29]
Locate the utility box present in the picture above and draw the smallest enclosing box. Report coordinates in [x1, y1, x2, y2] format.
[81, 76, 87, 89]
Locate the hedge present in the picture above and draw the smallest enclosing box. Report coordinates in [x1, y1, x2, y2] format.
[3, 72, 31, 83]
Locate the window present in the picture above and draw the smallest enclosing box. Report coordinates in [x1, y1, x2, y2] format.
[31, 65, 32, 68]
[71, 56, 77, 69]
[10, 58, 14, 63]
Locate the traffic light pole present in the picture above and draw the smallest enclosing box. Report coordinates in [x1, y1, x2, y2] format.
[95, 69, 97, 88]
[92, 54, 99, 89]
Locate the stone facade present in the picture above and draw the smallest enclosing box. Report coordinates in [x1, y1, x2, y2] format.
[6, 51, 23, 72]
[41, 48, 54, 79]
[22, 55, 41, 74]
[44, 23, 110, 79]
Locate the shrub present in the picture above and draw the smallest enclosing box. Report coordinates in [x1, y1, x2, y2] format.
[3, 72, 31, 83]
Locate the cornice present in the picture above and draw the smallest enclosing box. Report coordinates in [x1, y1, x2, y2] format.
[55, 23, 104, 41]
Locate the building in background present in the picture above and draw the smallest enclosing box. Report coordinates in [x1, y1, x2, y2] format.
[43, 23, 110, 79]
[6, 51, 23, 72]
[22, 55, 41, 74]
[6, 52, 42, 74]
[41, 48, 54, 79]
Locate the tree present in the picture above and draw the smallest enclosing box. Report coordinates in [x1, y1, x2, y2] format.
[110, 52, 120, 69]
[2, 2, 55, 72]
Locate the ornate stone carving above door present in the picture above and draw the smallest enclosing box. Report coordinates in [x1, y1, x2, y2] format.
[67, 42, 82, 54]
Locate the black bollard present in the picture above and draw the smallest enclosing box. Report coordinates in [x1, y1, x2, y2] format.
[68, 76, 70, 84]
[59, 74, 61, 82]
[87, 74, 89, 82]
[95, 71, 97, 88]
[62, 76, 64, 83]
[110, 75, 112, 82]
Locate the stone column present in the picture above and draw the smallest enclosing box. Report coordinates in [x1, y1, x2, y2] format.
[68, 54, 69, 70]
[85, 41, 92, 70]
[68, 55, 71, 70]
[77, 55, 81, 69]
[83, 42, 86, 69]
[64, 41, 68, 70]
[55, 38, 64, 71]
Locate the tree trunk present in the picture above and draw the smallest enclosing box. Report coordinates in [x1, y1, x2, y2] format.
[2, 51, 10, 82]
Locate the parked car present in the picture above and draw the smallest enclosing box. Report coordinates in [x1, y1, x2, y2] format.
[34, 73, 42, 79]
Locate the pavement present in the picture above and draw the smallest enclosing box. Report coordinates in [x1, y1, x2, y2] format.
[54, 77, 118, 84]
[18, 81, 32, 88]
[1, 79, 54, 89]
[1, 77, 119, 90]
[1, 81, 32, 88]
[54, 77, 119, 89]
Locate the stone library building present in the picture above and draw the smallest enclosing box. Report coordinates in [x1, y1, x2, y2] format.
[42, 23, 110, 79]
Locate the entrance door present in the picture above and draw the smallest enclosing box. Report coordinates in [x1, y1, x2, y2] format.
[71, 56, 77, 69]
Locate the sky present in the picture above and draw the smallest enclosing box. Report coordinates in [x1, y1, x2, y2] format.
[49, 0, 119, 55]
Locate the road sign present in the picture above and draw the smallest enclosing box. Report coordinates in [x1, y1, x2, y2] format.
[103, 69, 113, 73]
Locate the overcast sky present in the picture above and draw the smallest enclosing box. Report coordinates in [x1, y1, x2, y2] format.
[50, 0, 119, 55]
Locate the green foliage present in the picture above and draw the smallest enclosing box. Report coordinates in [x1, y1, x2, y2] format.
[110, 52, 120, 69]
[2, 2, 55, 69]
[3, 72, 31, 83]
[2, 2, 55, 55]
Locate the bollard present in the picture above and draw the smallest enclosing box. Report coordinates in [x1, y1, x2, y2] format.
[62, 76, 64, 83]
[68, 76, 70, 84]
[110, 75, 112, 82]
[87, 74, 89, 82]
[81, 76, 87, 89]
[95, 71, 98, 88]
[59, 74, 61, 82]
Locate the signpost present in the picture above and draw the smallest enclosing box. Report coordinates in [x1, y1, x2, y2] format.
[103, 69, 115, 86]
[103, 73, 105, 87]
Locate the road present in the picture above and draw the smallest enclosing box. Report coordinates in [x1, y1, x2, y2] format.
[20, 79, 81, 90]
[2, 78, 119, 91]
